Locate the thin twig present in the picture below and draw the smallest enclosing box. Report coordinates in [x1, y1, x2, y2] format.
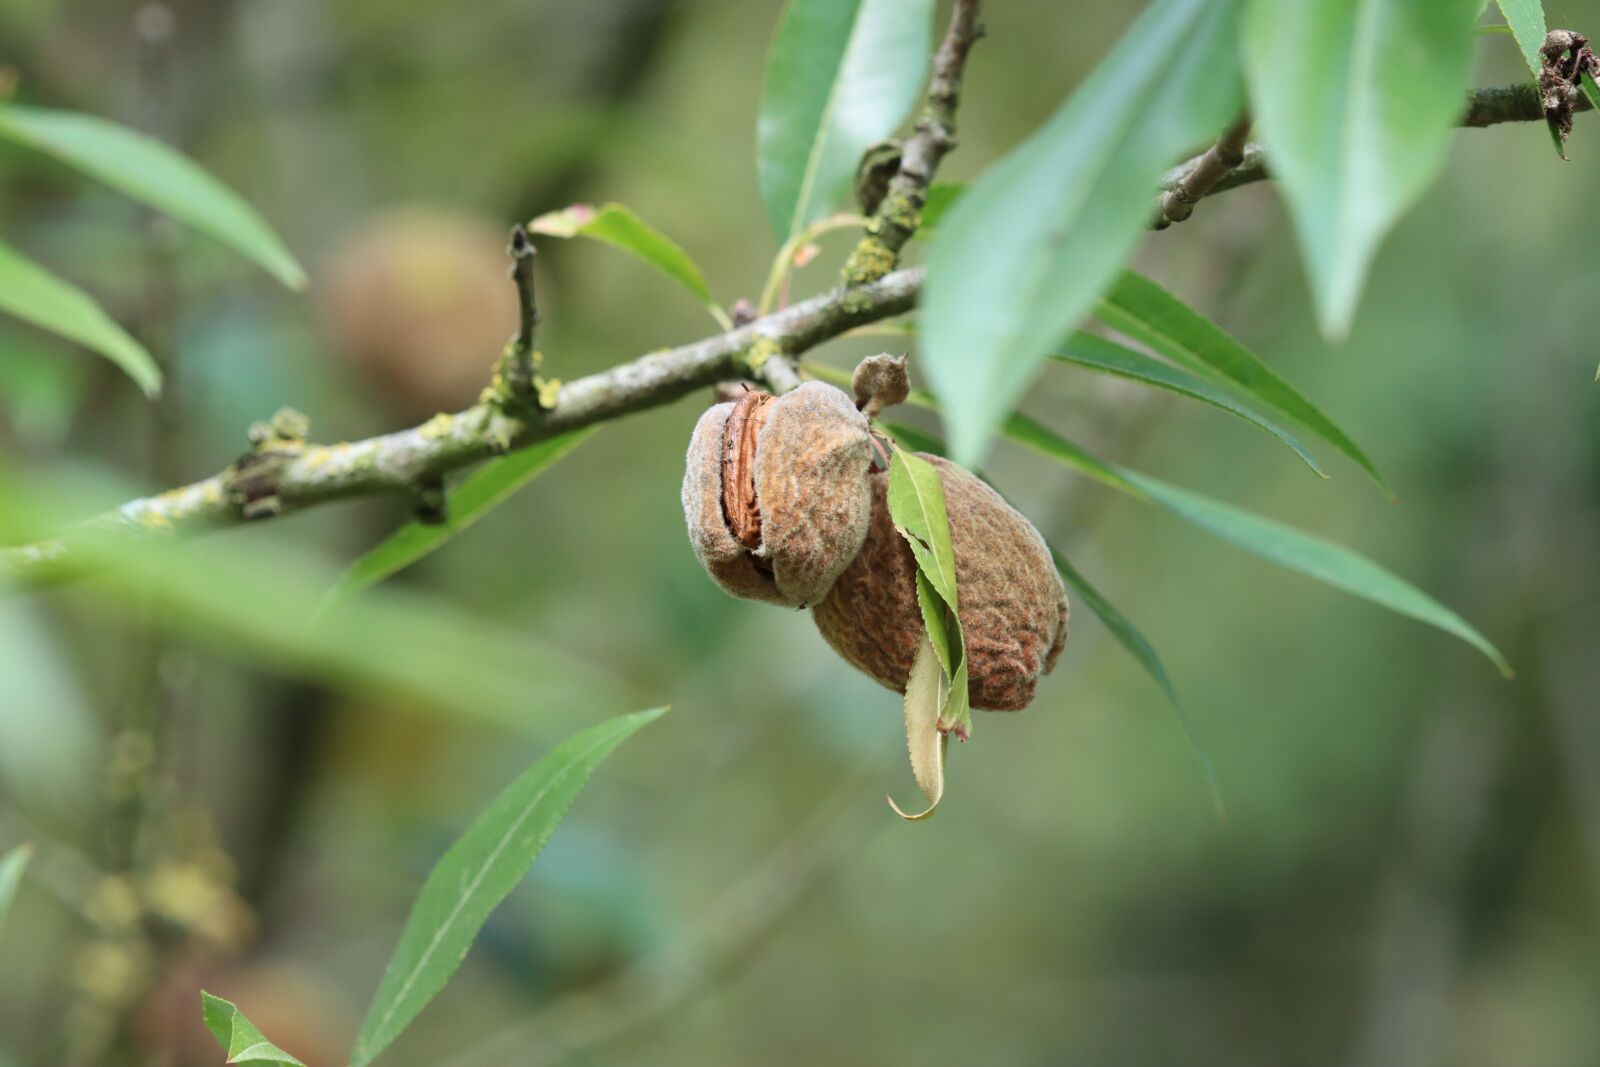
[1154, 115, 1252, 228]
[1153, 82, 1593, 223]
[840, 0, 983, 284]
[501, 224, 541, 399]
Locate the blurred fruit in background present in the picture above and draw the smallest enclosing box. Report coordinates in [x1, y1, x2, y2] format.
[139, 955, 349, 1067]
[318, 207, 519, 419]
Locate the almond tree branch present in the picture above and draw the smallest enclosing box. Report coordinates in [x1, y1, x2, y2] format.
[840, 0, 982, 284]
[0, 270, 923, 589]
[1154, 115, 1252, 228]
[0, 81, 1578, 589]
[1154, 81, 1590, 224]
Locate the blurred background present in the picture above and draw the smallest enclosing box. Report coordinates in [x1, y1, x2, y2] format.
[2, 1, 1599, 1065]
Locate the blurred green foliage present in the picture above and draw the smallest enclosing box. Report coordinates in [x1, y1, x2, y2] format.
[1, 2, 1599, 1066]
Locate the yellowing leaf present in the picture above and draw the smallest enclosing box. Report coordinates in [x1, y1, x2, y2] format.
[887, 629, 945, 822]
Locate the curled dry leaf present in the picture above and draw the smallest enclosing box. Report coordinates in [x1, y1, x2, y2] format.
[887, 630, 946, 821]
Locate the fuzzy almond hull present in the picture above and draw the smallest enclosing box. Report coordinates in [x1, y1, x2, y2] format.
[812, 455, 1068, 711]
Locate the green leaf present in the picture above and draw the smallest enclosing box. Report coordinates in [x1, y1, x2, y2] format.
[527, 204, 729, 328]
[200, 992, 305, 1066]
[0, 466, 629, 733]
[883, 396, 1507, 675]
[1547, 115, 1570, 162]
[876, 420, 1224, 810]
[0, 105, 306, 290]
[1581, 70, 1600, 117]
[1052, 332, 1326, 477]
[887, 449, 958, 609]
[887, 448, 970, 741]
[0, 332, 85, 446]
[1243, 0, 1482, 337]
[1493, 0, 1546, 73]
[1120, 470, 1511, 676]
[1048, 548, 1223, 816]
[914, 181, 967, 238]
[877, 419, 946, 457]
[757, 0, 937, 240]
[757, 211, 866, 316]
[921, 0, 1245, 467]
[350, 707, 666, 1067]
[1095, 271, 1393, 497]
[319, 429, 596, 615]
[0, 239, 160, 396]
[1003, 417, 1510, 677]
[996, 411, 1142, 496]
[0, 844, 32, 944]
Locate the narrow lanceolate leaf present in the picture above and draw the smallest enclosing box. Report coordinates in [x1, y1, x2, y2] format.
[528, 204, 729, 328]
[1053, 332, 1326, 476]
[1494, 0, 1546, 73]
[921, 0, 1245, 467]
[877, 419, 945, 457]
[887, 449, 958, 609]
[884, 393, 1508, 675]
[0, 105, 305, 290]
[200, 992, 305, 1066]
[757, 0, 936, 240]
[1244, 0, 1482, 338]
[1580, 70, 1600, 117]
[887, 448, 970, 739]
[1048, 549, 1224, 816]
[914, 181, 967, 239]
[1095, 271, 1392, 497]
[350, 708, 666, 1067]
[887, 631, 946, 821]
[0, 845, 32, 944]
[884, 447, 969, 814]
[319, 429, 596, 614]
[1001, 414, 1509, 676]
[1121, 471, 1512, 676]
[0, 239, 160, 396]
[0, 465, 628, 732]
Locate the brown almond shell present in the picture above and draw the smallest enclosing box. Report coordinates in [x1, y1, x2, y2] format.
[811, 454, 1069, 711]
[681, 381, 873, 608]
[753, 382, 873, 606]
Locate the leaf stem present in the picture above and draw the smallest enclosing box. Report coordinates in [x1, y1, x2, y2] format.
[757, 212, 866, 316]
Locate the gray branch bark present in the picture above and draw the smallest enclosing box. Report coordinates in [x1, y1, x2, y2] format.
[0, 270, 921, 588]
[1154, 81, 1590, 225]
